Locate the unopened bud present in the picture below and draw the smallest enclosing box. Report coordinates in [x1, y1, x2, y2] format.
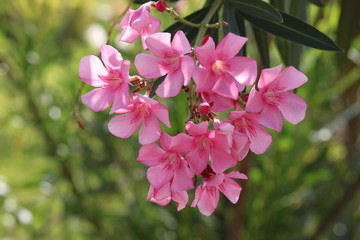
[198, 102, 211, 115]
[154, 1, 167, 12]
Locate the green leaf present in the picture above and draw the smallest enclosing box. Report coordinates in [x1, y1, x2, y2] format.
[149, 75, 166, 98]
[230, 0, 283, 22]
[237, 10, 342, 51]
[223, 2, 241, 36]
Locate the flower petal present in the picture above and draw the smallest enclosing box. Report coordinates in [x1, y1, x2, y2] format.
[215, 33, 247, 60]
[109, 84, 130, 114]
[160, 133, 194, 154]
[258, 65, 282, 89]
[108, 113, 141, 139]
[210, 148, 236, 173]
[273, 66, 308, 91]
[277, 92, 307, 124]
[139, 114, 161, 144]
[181, 55, 195, 86]
[172, 30, 192, 55]
[248, 125, 272, 154]
[193, 67, 216, 92]
[155, 70, 184, 98]
[135, 53, 165, 78]
[245, 87, 264, 113]
[119, 27, 139, 43]
[147, 185, 171, 206]
[194, 36, 215, 67]
[137, 143, 165, 166]
[81, 88, 113, 112]
[212, 75, 238, 100]
[197, 186, 219, 216]
[145, 32, 172, 58]
[219, 178, 242, 204]
[258, 105, 283, 132]
[172, 191, 189, 211]
[186, 150, 208, 175]
[172, 160, 194, 192]
[152, 103, 171, 128]
[227, 56, 257, 86]
[185, 121, 208, 136]
[79, 55, 107, 87]
[101, 45, 123, 70]
[147, 163, 174, 189]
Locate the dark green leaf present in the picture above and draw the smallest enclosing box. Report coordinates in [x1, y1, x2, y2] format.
[230, 0, 283, 22]
[308, 0, 325, 7]
[253, 26, 270, 68]
[235, 12, 247, 56]
[237, 10, 342, 51]
[223, 2, 241, 36]
[149, 75, 166, 98]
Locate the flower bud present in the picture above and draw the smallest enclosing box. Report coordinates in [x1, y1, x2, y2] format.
[154, 1, 167, 12]
[198, 102, 211, 115]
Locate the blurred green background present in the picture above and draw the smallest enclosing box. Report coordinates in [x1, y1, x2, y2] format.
[0, 0, 360, 239]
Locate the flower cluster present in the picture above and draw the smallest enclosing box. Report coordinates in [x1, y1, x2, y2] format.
[78, 1, 307, 216]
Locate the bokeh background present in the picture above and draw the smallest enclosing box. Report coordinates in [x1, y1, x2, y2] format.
[0, 0, 360, 239]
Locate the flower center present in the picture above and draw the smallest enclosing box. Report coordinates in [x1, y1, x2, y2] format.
[100, 70, 123, 88]
[263, 90, 280, 105]
[162, 53, 181, 71]
[132, 102, 151, 122]
[165, 153, 179, 165]
[194, 135, 212, 151]
[211, 60, 226, 75]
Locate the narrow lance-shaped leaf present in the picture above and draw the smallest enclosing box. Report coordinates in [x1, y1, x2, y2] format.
[230, 0, 283, 22]
[237, 10, 342, 51]
[308, 0, 325, 7]
[150, 75, 166, 98]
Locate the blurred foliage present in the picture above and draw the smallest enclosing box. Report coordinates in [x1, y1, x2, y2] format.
[0, 0, 360, 239]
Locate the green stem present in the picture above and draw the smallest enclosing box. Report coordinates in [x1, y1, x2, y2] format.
[194, 0, 223, 46]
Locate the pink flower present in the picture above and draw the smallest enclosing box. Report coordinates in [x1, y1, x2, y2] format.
[147, 183, 189, 211]
[135, 31, 195, 98]
[185, 121, 236, 175]
[79, 45, 130, 113]
[194, 33, 257, 100]
[229, 110, 272, 155]
[119, 3, 161, 49]
[137, 132, 194, 192]
[108, 94, 171, 144]
[246, 65, 308, 132]
[191, 169, 247, 216]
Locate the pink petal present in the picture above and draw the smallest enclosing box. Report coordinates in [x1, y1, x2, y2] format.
[120, 60, 131, 82]
[119, 27, 139, 43]
[147, 163, 174, 189]
[197, 186, 219, 216]
[145, 32, 172, 58]
[259, 105, 283, 132]
[277, 92, 307, 124]
[258, 65, 282, 89]
[248, 125, 272, 154]
[79, 56, 107, 87]
[172, 30, 192, 55]
[229, 110, 246, 120]
[273, 66, 308, 91]
[226, 171, 248, 180]
[194, 36, 215, 67]
[152, 103, 171, 128]
[119, 9, 133, 28]
[193, 67, 216, 92]
[227, 56, 257, 86]
[172, 191, 189, 211]
[205, 173, 225, 187]
[160, 133, 194, 154]
[186, 150, 208, 175]
[108, 113, 141, 139]
[212, 75, 238, 100]
[142, 14, 161, 36]
[109, 84, 130, 114]
[215, 33, 247, 60]
[245, 87, 264, 113]
[155, 70, 184, 98]
[219, 178, 242, 204]
[139, 114, 161, 144]
[202, 92, 234, 112]
[171, 160, 194, 192]
[185, 121, 209, 136]
[137, 143, 165, 166]
[81, 88, 113, 112]
[210, 148, 236, 173]
[135, 53, 165, 78]
[191, 185, 204, 207]
[147, 185, 171, 206]
[181, 55, 195, 86]
[152, 182, 172, 201]
[232, 132, 250, 161]
[101, 45, 123, 70]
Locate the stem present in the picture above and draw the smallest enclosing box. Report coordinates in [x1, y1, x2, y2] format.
[166, 7, 227, 29]
[194, 0, 223, 46]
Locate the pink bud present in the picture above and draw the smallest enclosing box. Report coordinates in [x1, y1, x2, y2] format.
[154, 1, 167, 12]
[198, 102, 211, 115]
